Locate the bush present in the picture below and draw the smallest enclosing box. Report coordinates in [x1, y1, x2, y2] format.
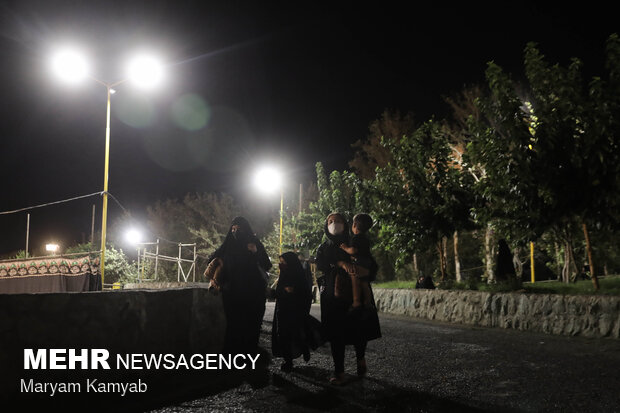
[65, 242, 138, 285]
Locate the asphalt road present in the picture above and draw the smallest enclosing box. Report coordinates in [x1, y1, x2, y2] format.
[149, 302, 620, 413]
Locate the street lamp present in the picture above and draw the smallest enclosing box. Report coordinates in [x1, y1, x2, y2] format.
[253, 166, 283, 254]
[52, 47, 164, 287]
[45, 243, 60, 255]
[125, 228, 143, 245]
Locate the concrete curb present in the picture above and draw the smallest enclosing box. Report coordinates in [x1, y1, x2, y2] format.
[373, 288, 620, 339]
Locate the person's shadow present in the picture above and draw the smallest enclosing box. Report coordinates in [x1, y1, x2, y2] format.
[271, 365, 495, 412]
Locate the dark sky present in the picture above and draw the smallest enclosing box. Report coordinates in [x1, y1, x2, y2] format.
[0, 1, 617, 255]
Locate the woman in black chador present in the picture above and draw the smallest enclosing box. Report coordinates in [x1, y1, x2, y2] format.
[208, 216, 271, 354]
[315, 212, 381, 385]
[496, 239, 517, 281]
[271, 252, 314, 372]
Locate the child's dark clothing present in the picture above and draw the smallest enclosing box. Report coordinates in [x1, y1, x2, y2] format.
[349, 233, 373, 270]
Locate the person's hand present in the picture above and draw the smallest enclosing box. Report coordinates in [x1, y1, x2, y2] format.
[338, 261, 356, 274]
[247, 243, 257, 253]
[339, 243, 346, 250]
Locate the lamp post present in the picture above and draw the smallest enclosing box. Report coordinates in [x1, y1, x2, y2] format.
[278, 186, 283, 255]
[52, 49, 163, 287]
[253, 166, 283, 255]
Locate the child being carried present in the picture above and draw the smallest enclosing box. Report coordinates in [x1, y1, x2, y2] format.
[339, 213, 374, 310]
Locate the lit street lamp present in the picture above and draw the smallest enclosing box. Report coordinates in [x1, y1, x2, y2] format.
[45, 243, 59, 255]
[125, 228, 143, 246]
[52, 47, 164, 287]
[253, 166, 283, 254]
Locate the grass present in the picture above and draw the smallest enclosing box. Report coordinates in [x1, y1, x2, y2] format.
[374, 280, 416, 289]
[522, 275, 620, 296]
[374, 275, 620, 296]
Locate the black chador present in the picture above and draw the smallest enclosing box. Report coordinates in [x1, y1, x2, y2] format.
[271, 252, 323, 371]
[208, 216, 271, 354]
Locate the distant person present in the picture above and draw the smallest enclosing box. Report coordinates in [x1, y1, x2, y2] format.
[415, 273, 436, 289]
[207, 216, 271, 354]
[272, 252, 318, 372]
[496, 239, 516, 281]
[339, 213, 375, 311]
[316, 212, 381, 385]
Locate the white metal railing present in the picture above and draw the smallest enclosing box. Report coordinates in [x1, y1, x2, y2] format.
[136, 239, 196, 282]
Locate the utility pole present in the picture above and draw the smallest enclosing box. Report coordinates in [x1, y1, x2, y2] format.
[25, 214, 30, 258]
[91, 204, 96, 247]
[299, 183, 303, 215]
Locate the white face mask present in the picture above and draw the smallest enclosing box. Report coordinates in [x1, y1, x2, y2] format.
[328, 222, 344, 235]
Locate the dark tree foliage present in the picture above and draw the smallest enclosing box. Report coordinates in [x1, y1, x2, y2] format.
[466, 34, 620, 283]
[373, 120, 476, 274]
[349, 109, 417, 179]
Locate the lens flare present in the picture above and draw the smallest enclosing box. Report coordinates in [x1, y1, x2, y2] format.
[115, 93, 156, 128]
[171, 94, 210, 131]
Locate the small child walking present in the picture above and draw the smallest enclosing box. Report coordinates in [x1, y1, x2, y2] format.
[339, 213, 374, 310]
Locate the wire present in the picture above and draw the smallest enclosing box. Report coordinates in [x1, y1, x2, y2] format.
[0, 189, 191, 247]
[106, 192, 130, 215]
[105, 192, 185, 245]
[0, 192, 103, 215]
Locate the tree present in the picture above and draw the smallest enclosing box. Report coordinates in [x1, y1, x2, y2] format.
[296, 162, 368, 252]
[144, 192, 242, 277]
[183, 192, 240, 258]
[465, 62, 545, 241]
[374, 120, 475, 279]
[65, 242, 137, 284]
[349, 109, 416, 179]
[444, 85, 488, 281]
[466, 34, 620, 285]
[8, 250, 28, 260]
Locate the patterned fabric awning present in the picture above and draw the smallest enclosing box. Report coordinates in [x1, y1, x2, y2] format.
[0, 255, 99, 279]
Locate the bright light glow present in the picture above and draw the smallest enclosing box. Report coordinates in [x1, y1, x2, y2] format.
[45, 243, 59, 253]
[253, 166, 282, 194]
[51, 49, 89, 83]
[125, 229, 143, 245]
[127, 55, 164, 89]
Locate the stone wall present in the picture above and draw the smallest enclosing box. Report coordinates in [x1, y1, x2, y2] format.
[0, 287, 252, 411]
[373, 288, 620, 339]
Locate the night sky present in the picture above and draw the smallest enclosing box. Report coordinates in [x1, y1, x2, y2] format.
[0, 1, 617, 256]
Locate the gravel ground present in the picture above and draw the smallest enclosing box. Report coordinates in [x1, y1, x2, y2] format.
[147, 302, 620, 413]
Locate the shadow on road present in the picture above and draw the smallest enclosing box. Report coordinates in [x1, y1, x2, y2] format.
[267, 365, 494, 413]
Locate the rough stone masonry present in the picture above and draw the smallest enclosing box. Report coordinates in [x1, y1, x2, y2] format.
[372, 288, 620, 339]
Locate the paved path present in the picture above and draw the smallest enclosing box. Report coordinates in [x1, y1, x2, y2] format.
[149, 302, 620, 412]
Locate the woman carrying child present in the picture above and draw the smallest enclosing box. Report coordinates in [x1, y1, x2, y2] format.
[315, 212, 381, 385]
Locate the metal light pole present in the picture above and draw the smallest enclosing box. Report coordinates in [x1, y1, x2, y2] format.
[96, 80, 125, 287]
[25, 214, 30, 258]
[86, 78, 124, 288]
[253, 166, 284, 255]
[100, 83, 114, 287]
[279, 188, 283, 255]
[51, 49, 164, 288]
